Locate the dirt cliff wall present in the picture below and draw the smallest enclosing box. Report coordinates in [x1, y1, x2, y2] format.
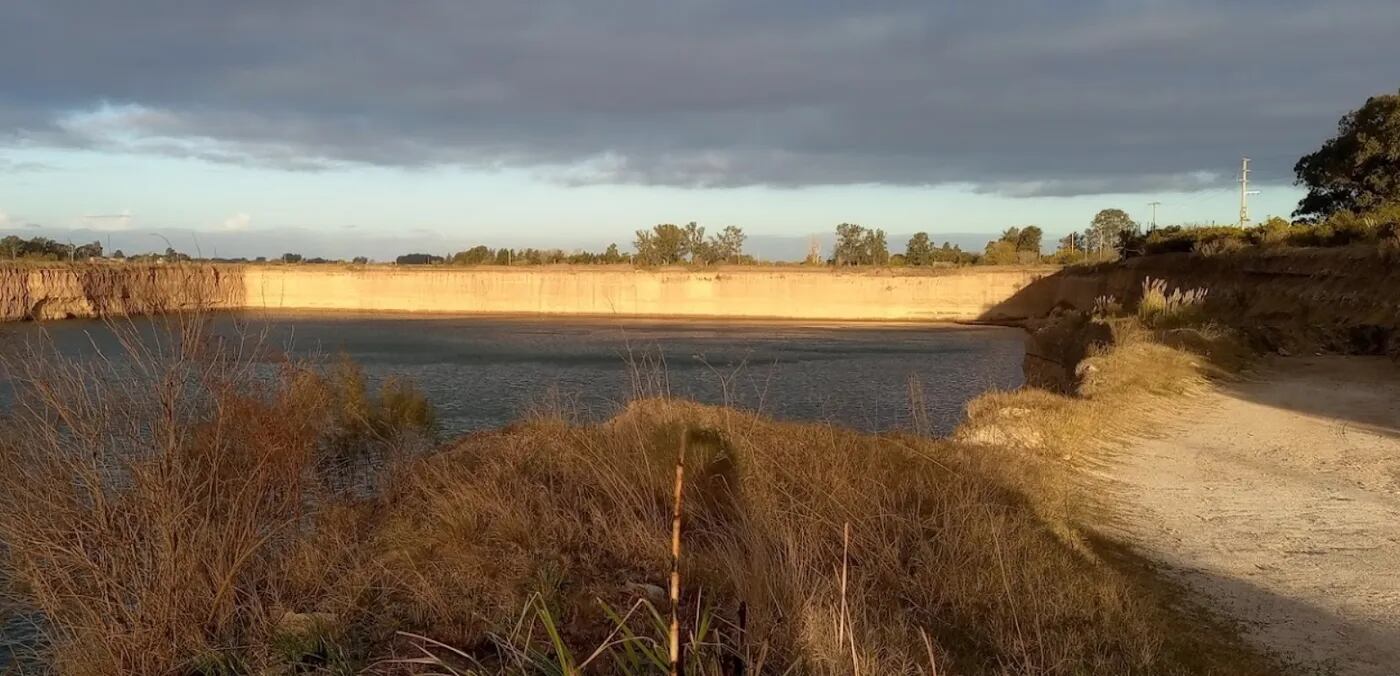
[241, 266, 1057, 321]
[0, 265, 245, 322]
[1003, 246, 1400, 358]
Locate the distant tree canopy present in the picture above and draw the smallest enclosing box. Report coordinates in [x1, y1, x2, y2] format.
[1294, 90, 1400, 219]
[903, 232, 976, 266]
[396, 253, 444, 265]
[0, 236, 103, 261]
[980, 226, 1044, 265]
[633, 223, 747, 265]
[450, 245, 494, 265]
[634, 223, 689, 265]
[1014, 226, 1043, 254]
[905, 232, 934, 266]
[832, 223, 889, 265]
[440, 243, 629, 266]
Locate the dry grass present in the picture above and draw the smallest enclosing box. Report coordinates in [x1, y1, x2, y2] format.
[0, 309, 1277, 674]
[1137, 278, 1210, 330]
[0, 316, 431, 674]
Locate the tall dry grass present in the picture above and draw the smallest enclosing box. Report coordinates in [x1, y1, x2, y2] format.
[0, 315, 432, 674]
[0, 310, 1275, 674]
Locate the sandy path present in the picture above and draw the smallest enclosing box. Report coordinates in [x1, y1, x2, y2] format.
[1102, 356, 1400, 676]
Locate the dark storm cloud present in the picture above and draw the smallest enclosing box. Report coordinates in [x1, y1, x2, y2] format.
[2, 0, 1396, 194]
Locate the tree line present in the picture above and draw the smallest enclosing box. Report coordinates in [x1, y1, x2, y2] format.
[1, 236, 107, 261]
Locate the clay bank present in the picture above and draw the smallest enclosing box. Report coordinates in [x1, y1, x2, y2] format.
[0, 264, 1063, 323]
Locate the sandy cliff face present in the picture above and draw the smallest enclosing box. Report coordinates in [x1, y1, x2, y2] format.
[0, 265, 245, 322]
[241, 266, 1057, 321]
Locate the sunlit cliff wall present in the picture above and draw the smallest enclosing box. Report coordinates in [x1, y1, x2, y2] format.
[239, 266, 1058, 321]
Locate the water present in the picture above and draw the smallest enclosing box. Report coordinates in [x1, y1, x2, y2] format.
[1, 312, 1024, 437]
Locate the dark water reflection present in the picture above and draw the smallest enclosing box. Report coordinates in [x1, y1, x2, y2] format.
[1, 311, 1024, 437]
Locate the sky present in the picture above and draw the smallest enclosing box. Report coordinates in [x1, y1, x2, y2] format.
[2, 1, 1399, 260]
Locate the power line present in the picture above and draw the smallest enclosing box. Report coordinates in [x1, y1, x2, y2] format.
[1147, 201, 1161, 228]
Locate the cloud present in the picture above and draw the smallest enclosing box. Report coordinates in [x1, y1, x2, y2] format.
[0, 158, 50, 172]
[221, 212, 252, 231]
[1, 1, 1396, 195]
[973, 171, 1225, 199]
[79, 210, 134, 232]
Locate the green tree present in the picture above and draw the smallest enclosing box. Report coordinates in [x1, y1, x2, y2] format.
[707, 225, 746, 264]
[634, 223, 688, 264]
[865, 228, 890, 265]
[281, 252, 303, 264]
[905, 232, 934, 266]
[1294, 90, 1400, 219]
[1015, 226, 1043, 254]
[602, 243, 623, 264]
[832, 223, 888, 265]
[982, 239, 1019, 265]
[451, 245, 494, 265]
[682, 222, 707, 262]
[2, 235, 24, 259]
[834, 223, 867, 265]
[1087, 209, 1137, 256]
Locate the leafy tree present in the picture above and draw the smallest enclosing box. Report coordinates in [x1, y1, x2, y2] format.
[834, 223, 867, 265]
[865, 228, 890, 265]
[71, 241, 103, 259]
[905, 232, 934, 266]
[602, 243, 623, 264]
[351, 256, 368, 265]
[2, 235, 24, 259]
[634, 223, 688, 265]
[707, 226, 746, 264]
[982, 239, 1019, 265]
[451, 245, 494, 265]
[981, 227, 1042, 265]
[281, 253, 304, 264]
[1015, 226, 1043, 254]
[395, 253, 443, 265]
[682, 222, 707, 262]
[113, 249, 126, 260]
[1057, 231, 1086, 253]
[1086, 209, 1137, 256]
[1294, 90, 1400, 219]
[931, 241, 976, 265]
[831, 223, 888, 265]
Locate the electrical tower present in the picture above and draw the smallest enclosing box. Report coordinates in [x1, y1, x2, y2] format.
[1238, 157, 1260, 227]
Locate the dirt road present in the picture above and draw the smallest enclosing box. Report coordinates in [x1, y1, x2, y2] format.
[1103, 356, 1400, 676]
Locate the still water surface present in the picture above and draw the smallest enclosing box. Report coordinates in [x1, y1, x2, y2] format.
[2, 312, 1025, 437]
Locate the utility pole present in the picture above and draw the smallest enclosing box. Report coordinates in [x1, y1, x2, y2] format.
[1147, 201, 1161, 229]
[1238, 157, 1260, 227]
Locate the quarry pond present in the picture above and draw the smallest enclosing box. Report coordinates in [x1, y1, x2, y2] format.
[1, 312, 1024, 437]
